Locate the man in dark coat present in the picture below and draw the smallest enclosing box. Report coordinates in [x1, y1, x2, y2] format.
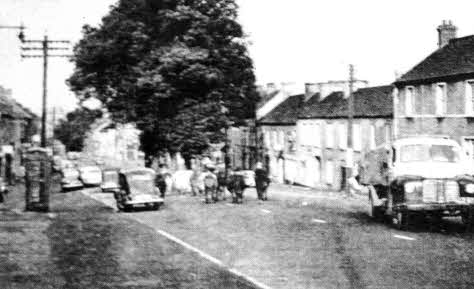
[227, 169, 246, 204]
[254, 162, 270, 201]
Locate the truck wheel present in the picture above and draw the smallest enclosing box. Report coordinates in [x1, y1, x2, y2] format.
[394, 211, 408, 230]
[461, 210, 474, 231]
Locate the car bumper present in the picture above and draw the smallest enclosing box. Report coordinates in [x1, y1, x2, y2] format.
[395, 203, 473, 214]
[122, 195, 164, 205]
[81, 178, 102, 185]
[62, 180, 83, 188]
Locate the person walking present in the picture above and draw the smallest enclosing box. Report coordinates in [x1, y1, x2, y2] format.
[156, 164, 170, 198]
[254, 162, 270, 201]
[203, 164, 218, 203]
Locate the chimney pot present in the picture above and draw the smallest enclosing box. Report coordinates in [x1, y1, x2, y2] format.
[437, 20, 457, 48]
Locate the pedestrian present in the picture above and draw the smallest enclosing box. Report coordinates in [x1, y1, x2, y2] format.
[254, 162, 270, 201]
[155, 164, 170, 198]
[190, 167, 203, 196]
[347, 166, 369, 197]
[216, 167, 228, 201]
[203, 164, 218, 203]
[227, 168, 246, 204]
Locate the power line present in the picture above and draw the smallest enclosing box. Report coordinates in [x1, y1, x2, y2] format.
[19, 30, 72, 148]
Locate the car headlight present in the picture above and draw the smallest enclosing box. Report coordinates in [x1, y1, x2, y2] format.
[465, 184, 474, 194]
[404, 181, 422, 194]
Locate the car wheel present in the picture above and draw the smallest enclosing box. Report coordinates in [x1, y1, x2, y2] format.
[116, 202, 124, 212]
[153, 203, 161, 210]
[123, 205, 133, 212]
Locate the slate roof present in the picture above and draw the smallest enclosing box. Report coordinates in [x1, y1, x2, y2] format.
[298, 85, 393, 119]
[259, 94, 302, 125]
[396, 35, 474, 85]
[0, 94, 36, 119]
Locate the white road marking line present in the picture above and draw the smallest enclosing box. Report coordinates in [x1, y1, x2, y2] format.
[260, 209, 272, 214]
[311, 218, 327, 224]
[301, 201, 308, 206]
[225, 203, 234, 207]
[81, 191, 273, 289]
[393, 234, 416, 241]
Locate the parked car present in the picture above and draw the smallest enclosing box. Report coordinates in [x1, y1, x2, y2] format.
[114, 168, 164, 211]
[78, 165, 102, 186]
[362, 136, 474, 229]
[101, 168, 120, 193]
[60, 163, 83, 191]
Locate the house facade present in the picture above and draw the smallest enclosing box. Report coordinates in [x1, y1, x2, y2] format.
[258, 94, 301, 183]
[297, 85, 393, 190]
[394, 21, 474, 173]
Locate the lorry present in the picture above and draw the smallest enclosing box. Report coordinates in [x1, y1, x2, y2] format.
[360, 136, 474, 230]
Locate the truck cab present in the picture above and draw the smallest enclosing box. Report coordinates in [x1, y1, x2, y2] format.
[361, 136, 474, 229]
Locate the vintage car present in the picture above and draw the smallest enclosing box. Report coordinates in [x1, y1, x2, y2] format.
[101, 168, 120, 193]
[60, 161, 83, 191]
[361, 136, 474, 229]
[114, 168, 164, 211]
[78, 165, 102, 186]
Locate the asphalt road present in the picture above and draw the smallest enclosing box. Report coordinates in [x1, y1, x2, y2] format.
[84, 185, 474, 289]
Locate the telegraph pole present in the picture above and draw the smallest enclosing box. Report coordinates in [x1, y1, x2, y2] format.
[346, 64, 355, 196]
[19, 29, 71, 148]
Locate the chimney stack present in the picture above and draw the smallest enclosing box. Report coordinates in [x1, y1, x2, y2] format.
[437, 20, 457, 48]
[304, 83, 319, 101]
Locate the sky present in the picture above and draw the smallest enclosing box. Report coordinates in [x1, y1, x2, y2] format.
[1, 0, 474, 115]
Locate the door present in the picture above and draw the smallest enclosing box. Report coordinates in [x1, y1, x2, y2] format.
[305, 157, 321, 187]
[277, 158, 284, 184]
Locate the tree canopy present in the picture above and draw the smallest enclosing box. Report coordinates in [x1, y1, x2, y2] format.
[54, 108, 103, 152]
[68, 0, 258, 160]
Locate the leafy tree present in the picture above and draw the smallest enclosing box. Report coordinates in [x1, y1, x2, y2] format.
[68, 0, 258, 161]
[54, 108, 103, 152]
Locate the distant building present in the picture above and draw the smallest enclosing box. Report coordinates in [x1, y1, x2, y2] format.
[393, 20, 474, 173]
[258, 93, 302, 183]
[83, 117, 143, 167]
[296, 85, 393, 190]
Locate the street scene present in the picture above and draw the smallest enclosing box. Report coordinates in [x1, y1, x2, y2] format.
[1, 0, 474, 288]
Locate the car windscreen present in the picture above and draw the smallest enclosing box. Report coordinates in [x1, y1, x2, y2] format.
[400, 144, 460, 162]
[127, 173, 155, 195]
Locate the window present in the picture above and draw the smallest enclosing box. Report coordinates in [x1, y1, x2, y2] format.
[325, 161, 334, 184]
[264, 131, 270, 148]
[369, 125, 376, 150]
[325, 123, 334, 148]
[338, 123, 347, 149]
[278, 131, 284, 148]
[352, 123, 362, 151]
[271, 131, 277, 148]
[314, 123, 321, 147]
[405, 86, 414, 115]
[435, 83, 447, 115]
[466, 80, 474, 115]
